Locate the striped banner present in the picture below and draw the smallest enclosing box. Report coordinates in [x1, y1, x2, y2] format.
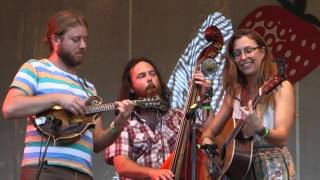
[167, 12, 233, 115]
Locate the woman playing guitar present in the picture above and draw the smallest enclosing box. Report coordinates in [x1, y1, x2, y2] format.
[201, 29, 296, 180]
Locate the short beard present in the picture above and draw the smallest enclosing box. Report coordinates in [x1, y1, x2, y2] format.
[57, 46, 83, 68]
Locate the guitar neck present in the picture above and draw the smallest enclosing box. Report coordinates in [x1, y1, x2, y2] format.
[84, 99, 156, 114]
[251, 89, 262, 110]
[223, 89, 262, 148]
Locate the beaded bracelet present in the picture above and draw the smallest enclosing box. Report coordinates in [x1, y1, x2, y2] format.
[261, 127, 270, 138]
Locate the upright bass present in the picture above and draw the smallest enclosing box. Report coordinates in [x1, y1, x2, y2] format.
[161, 25, 224, 180]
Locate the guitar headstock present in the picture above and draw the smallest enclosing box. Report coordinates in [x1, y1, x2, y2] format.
[135, 96, 169, 112]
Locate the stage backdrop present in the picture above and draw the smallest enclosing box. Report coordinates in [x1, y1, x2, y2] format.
[0, 0, 319, 179]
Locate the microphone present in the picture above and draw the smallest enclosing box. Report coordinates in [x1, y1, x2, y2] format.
[205, 60, 217, 72]
[200, 60, 215, 102]
[197, 144, 218, 157]
[201, 59, 217, 77]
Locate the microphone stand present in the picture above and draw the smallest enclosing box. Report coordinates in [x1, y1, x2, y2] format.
[35, 116, 61, 180]
[197, 144, 227, 179]
[189, 86, 228, 179]
[187, 93, 211, 180]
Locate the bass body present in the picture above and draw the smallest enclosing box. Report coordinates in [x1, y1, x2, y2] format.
[161, 25, 224, 180]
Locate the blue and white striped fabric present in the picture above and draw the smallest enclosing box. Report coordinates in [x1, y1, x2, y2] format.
[167, 12, 234, 116]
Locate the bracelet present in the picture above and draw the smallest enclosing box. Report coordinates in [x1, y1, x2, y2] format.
[258, 127, 270, 138]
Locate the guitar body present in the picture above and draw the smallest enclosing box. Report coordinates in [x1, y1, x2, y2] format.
[34, 96, 102, 144]
[213, 118, 253, 180]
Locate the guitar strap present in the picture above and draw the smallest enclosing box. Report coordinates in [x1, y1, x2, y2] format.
[77, 76, 90, 98]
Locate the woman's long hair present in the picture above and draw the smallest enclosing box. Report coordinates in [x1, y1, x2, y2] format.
[118, 57, 171, 107]
[224, 29, 277, 106]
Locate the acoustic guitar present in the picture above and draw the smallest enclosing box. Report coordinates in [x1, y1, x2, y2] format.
[34, 96, 168, 144]
[212, 59, 286, 179]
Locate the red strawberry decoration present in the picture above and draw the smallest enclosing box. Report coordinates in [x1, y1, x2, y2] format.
[238, 0, 319, 83]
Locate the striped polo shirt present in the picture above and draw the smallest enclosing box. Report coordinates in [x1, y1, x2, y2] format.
[10, 59, 97, 177]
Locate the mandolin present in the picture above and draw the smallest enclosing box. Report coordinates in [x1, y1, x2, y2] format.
[34, 96, 168, 144]
[211, 59, 286, 179]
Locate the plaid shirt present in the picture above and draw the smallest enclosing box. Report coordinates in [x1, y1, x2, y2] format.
[105, 109, 183, 179]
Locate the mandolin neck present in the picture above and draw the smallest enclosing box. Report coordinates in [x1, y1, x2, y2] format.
[85, 99, 162, 115]
[85, 103, 117, 114]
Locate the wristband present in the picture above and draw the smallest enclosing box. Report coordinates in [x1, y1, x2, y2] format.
[257, 127, 270, 138]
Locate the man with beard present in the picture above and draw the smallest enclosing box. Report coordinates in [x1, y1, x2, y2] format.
[2, 10, 134, 180]
[105, 57, 206, 180]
